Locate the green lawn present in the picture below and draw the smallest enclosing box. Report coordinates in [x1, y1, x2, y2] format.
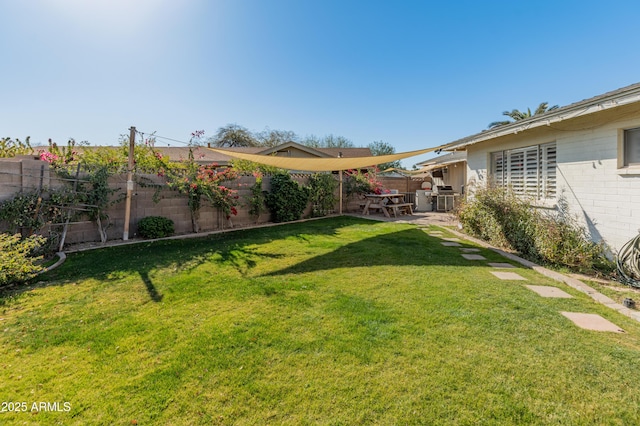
[2, 216, 640, 424]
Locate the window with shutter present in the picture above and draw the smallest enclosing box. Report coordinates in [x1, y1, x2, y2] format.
[540, 143, 556, 198]
[489, 142, 556, 200]
[523, 146, 539, 198]
[490, 151, 504, 187]
[507, 150, 525, 194]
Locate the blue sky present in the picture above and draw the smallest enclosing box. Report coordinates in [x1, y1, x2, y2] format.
[2, 0, 640, 167]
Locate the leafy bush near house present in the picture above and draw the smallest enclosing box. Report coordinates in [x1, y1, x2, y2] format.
[137, 216, 175, 239]
[265, 172, 309, 222]
[0, 233, 46, 288]
[456, 185, 613, 273]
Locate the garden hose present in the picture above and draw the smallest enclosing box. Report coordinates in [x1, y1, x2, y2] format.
[616, 229, 640, 288]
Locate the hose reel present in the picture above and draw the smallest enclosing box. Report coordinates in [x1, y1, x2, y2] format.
[616, 230, 640, 288]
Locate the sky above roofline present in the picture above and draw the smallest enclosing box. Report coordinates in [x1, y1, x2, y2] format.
[2, 0, 640, 168]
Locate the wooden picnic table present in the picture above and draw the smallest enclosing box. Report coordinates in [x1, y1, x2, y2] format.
[362, 193, 414, 218]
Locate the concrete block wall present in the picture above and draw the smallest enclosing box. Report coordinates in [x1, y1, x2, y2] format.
[0, 156, 54, 201]
[1, 162, 429, 245]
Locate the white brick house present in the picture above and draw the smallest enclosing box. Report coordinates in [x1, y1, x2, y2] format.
[442, 82, 640, 253]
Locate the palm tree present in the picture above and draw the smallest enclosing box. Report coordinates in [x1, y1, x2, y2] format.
[488, 102, 559, 128]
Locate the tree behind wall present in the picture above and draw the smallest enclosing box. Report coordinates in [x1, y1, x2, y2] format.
[368, 140, 401, 170]
[208, 124, 259, 147]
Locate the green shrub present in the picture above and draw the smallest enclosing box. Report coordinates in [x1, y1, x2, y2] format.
[0, 233, 46, 288]
[308, 173, 338, 217]
[137, 216, 175, 239]
[265, 172, 309, 222]
[247, 174, 267, 221]
[456, 185, 613, 273]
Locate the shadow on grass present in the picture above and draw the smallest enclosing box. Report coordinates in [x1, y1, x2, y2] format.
[264, 227, 481, 276]
[3, 216, 360, 302]
[3, 217, 489, 304]
[139, 271, 163, 302]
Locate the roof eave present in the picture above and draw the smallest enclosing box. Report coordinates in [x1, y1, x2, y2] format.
[443, 83, 640, 151]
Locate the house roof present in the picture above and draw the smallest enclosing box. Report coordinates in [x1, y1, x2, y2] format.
[167, 143, 372, 161]
[443, 82, 640, 151]
[33, 144, 373, 164]
[256, 142, 332, 158]
[207, 145, 440, 172]
[415, 151, 467, 168]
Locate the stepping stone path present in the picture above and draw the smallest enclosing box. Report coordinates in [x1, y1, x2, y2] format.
[561, 312, 625, 333]
[488, 262, 516, 268]
[461, 254, 486, 260]
[445, 233, 627, 334]
[490, 271, 527, 280]
[525, 285, 572, 298]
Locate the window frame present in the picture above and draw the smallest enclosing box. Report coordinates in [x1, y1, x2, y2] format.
[489, 142, 556, 200]
[622, 127, 640, 168]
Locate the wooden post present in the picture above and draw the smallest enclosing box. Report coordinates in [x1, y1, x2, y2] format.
[339, 170, 343, 215]
[123, 126, 136, 240]
[338, 151, 343, 215]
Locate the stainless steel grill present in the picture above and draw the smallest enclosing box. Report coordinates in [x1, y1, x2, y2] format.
[433, 185, 455, 195]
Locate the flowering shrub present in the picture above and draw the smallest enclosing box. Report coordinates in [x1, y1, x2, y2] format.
[344, 168, 386, 196]
[38, 138, 78, 167]
[152, 139, 239, 232]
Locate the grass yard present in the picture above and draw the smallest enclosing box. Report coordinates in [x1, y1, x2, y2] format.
[2, 216, 640, 424]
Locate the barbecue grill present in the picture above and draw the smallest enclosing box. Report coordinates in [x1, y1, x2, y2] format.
[433, 186, 458, 211]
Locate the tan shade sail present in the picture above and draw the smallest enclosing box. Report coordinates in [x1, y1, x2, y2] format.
[207, 146, 443, 172]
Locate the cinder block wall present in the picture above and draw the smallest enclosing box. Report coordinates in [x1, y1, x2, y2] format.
[0, 161, 427, 245]
[0, 155, 55, 201]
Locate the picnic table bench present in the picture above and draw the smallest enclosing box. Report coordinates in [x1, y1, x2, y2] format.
[362, 193, 414, 218]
